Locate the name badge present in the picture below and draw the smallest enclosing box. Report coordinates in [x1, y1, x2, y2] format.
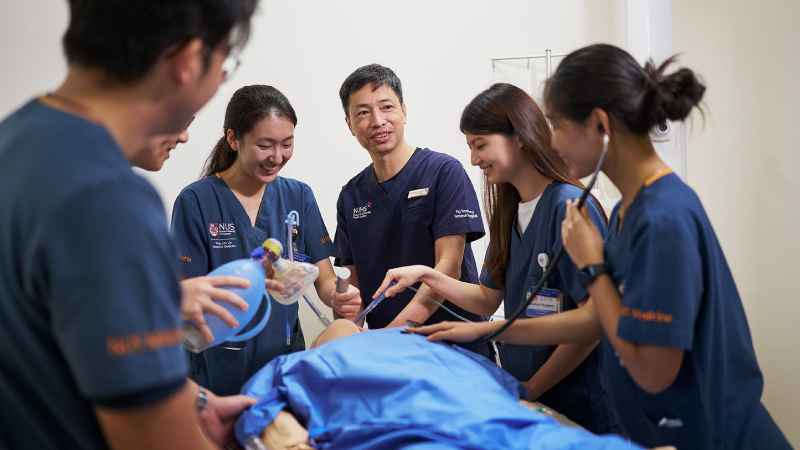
[407, 188, 429, 199]
[526, 287, 562, 317]
[292, 253, 311, 263]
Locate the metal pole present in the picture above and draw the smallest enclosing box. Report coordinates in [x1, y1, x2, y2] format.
[545, 49, 552, 77]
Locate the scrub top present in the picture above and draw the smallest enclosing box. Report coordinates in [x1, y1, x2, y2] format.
[334, 148, 490, 355]
[171, 174, 336, 396]
[603, 172, 790, 449]
[0, 98, 186, 450]
[481, 181, 619, 435]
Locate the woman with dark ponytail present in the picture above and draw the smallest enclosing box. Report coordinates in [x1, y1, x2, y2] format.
[545, 43, 790, 448]
[375, 83, 621, 435]
[170, 85, 361, 396]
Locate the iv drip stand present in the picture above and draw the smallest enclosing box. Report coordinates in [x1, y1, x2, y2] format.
[491, 49, 567, 77]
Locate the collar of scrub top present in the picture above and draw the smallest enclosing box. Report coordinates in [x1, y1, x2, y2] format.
[366, 148, 423, 208]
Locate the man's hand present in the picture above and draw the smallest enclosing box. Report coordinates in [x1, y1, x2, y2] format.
[331, 284, 362, 320]
[180, 276, 250, 343]
[197, 389, 258, 449]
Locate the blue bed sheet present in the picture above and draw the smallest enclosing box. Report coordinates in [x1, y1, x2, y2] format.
[236, 328, 640, 449]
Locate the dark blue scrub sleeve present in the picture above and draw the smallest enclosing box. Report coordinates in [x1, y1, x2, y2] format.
[170, 189, 211, 277]
[301, 183, 336, 264]
[45, 180, 186, 403]
[616, 215, 702, 350]
[431, 160, 485, 243]
[333, 190, 353, 263]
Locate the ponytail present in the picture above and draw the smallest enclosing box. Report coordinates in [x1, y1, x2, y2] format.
[200, 135, 237, 179]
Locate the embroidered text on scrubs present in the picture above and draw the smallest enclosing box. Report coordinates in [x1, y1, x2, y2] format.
[454, 209, 478, 219]
[209, 222, 236, 237]
[353, 202, 372, 219]
[620, 307, 673, 324]
[106, 328, 184, 357]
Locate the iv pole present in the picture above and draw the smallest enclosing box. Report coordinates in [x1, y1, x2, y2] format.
[491, 49, 567, 77]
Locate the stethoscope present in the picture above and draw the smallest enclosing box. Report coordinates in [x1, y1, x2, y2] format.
[469, 134, 609, 345]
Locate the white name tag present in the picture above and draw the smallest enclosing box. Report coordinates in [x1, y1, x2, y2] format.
[526, 287, 562, 317]
[408, 188, 430, 199]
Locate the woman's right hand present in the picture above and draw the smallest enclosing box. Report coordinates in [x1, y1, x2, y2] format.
[374, 265, 432, 299]
[405, 320, 499, 343]
[180, 276, 251, 343]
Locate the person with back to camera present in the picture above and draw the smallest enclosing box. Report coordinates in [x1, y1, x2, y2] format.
[410, 43, 791, 449]
[375, 83, 623, 435]
[0, 1, 262, 449]
[331, 64, 494, 358]
[171, 85, 362, 396]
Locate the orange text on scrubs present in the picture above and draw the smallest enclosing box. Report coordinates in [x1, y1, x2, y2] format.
[620, 307, 673, 324]
[107, 328, 184, 357]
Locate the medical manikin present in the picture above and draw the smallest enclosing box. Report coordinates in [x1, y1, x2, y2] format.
[235, 320, 675, 450]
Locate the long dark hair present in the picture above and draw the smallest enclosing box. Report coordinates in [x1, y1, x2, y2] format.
[200, 85, 298, 179]
[544, 44, 705, 133]
[460, 83, 604, 289]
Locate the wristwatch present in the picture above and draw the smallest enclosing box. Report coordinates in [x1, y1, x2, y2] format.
[577, 262, 609, 288]
[196, 386, 208, 412]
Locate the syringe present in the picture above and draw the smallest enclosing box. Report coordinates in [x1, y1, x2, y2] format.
[353, 280, 397, 324]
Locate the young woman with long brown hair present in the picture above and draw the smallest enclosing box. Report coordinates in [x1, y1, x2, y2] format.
[374, 83, 620, 435]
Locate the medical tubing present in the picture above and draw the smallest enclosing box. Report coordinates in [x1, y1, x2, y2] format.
[303, 293, 331, 327]
[406, 286, 471, 322]
[467, 140, 608, 346]
[285, 307, 290, 345]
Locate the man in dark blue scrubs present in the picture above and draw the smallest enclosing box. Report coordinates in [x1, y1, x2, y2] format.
[333, 64, 492, 357]
[0, 2, 258, 450]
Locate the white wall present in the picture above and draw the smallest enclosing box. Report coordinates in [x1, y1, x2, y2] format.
[672, 1, 800, 445]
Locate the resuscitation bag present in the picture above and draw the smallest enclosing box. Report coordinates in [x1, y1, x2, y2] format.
[182, 257, 271, 353]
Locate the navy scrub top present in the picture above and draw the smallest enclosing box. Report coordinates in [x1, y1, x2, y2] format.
[480, 181, 619, 435]
[334, 149, 490, 354]
[171, 174, 336, 396]
[0, 99, 186, 450]
[603, 172, 790, 449]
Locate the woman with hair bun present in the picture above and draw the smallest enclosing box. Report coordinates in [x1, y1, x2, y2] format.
[549, 44, 790, 448]
[170, 85, 361, 396]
